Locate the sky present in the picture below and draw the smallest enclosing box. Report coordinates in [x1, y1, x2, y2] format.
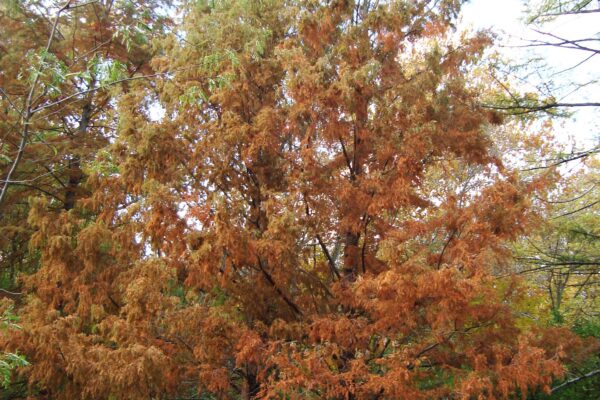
[460, 0, 600, 148]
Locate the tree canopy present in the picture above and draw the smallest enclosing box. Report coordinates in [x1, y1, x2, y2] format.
[0, 1, 598, 399]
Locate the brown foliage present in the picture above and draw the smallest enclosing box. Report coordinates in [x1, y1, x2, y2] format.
[0, 1, 588, 399]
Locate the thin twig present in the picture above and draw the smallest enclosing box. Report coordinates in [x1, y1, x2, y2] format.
[0, 87, 24, 117]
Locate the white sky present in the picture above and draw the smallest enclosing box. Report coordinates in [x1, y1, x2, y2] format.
[460, 0, 600, 147]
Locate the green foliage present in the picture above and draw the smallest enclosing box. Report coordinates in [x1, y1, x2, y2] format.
[415, 368, 455, 391]
[0, 352, 28, 389]
[572, 319, 600, 339]
[180, 86, 209, 106]
[113, 19, 151, 52]
[2, 0, 23, 17]
[86, 149, 120, 176]
[101, 60, 129, 86]
[526, 0, 598, 23]
[0, 305, 20, 331]
[0, 306, 28, 390]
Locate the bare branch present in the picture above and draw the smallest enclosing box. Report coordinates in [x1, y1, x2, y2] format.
[7, 182, 65, 203]
[0, 288, 22, 296]
[31, 72, 165, 113]
[552, 369, 600, 393]
[67, 0, 99, 10]
[553, 199, 600, 219]
[529, 29, 600, 54]
[316, 234, 341, 280]
[0, 87, 24, 117]
[521, 148, 598, 171]
[481, 102, 600, 115]
[537, 8, 600, 18]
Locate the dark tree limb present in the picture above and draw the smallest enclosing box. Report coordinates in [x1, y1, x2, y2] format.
[482, 102, 600, 114]
[552, 369, 600, 393]
[316, 234, 341, 280]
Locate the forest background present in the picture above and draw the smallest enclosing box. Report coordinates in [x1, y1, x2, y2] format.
[0, 0, 599, 399]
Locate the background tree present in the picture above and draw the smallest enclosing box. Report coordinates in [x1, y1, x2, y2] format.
[473, 2, 600, 395]
[512, 151, 600, 399]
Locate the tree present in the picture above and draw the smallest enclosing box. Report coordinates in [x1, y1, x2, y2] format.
[0, 0, 171, 292]
[516, 160, 599, 322]
[526, 0, 600, 24]
[513, 152, 600, 400]
[0, 0, 172, 396]
[1, 1, 588, 399]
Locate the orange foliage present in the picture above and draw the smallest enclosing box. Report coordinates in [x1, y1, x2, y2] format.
[0, 1, 587, 399]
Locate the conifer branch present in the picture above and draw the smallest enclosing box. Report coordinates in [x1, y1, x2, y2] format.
[257, 257, 303, 317]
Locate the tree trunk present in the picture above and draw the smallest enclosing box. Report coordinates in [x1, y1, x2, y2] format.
[342, 231, 360, 282]
[241, 372, 260, 400]
[64, 102, 92, 210]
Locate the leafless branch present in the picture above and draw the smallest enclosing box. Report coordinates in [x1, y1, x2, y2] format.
[553, 199, 600, 219]
[31, 72, 165, 113]
[317, 234, 341, 280]
[536, 8, 600, 18]
[552, 369, 600, 393]
[0, 87, 24, 117]
[0, 288, 22, 296]
[482, 102, 600, 115]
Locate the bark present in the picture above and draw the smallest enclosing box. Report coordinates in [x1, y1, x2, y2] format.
[64, 102, 92, 210]
[343, 231, 360, 282]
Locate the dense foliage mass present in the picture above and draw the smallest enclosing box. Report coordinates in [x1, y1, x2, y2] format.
[0, 0, 598, 399]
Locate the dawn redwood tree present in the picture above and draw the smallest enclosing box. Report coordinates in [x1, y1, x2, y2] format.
[0, 0, 172, 397]
[0, 0, 171, 290]
[2, 0, 587, 399]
